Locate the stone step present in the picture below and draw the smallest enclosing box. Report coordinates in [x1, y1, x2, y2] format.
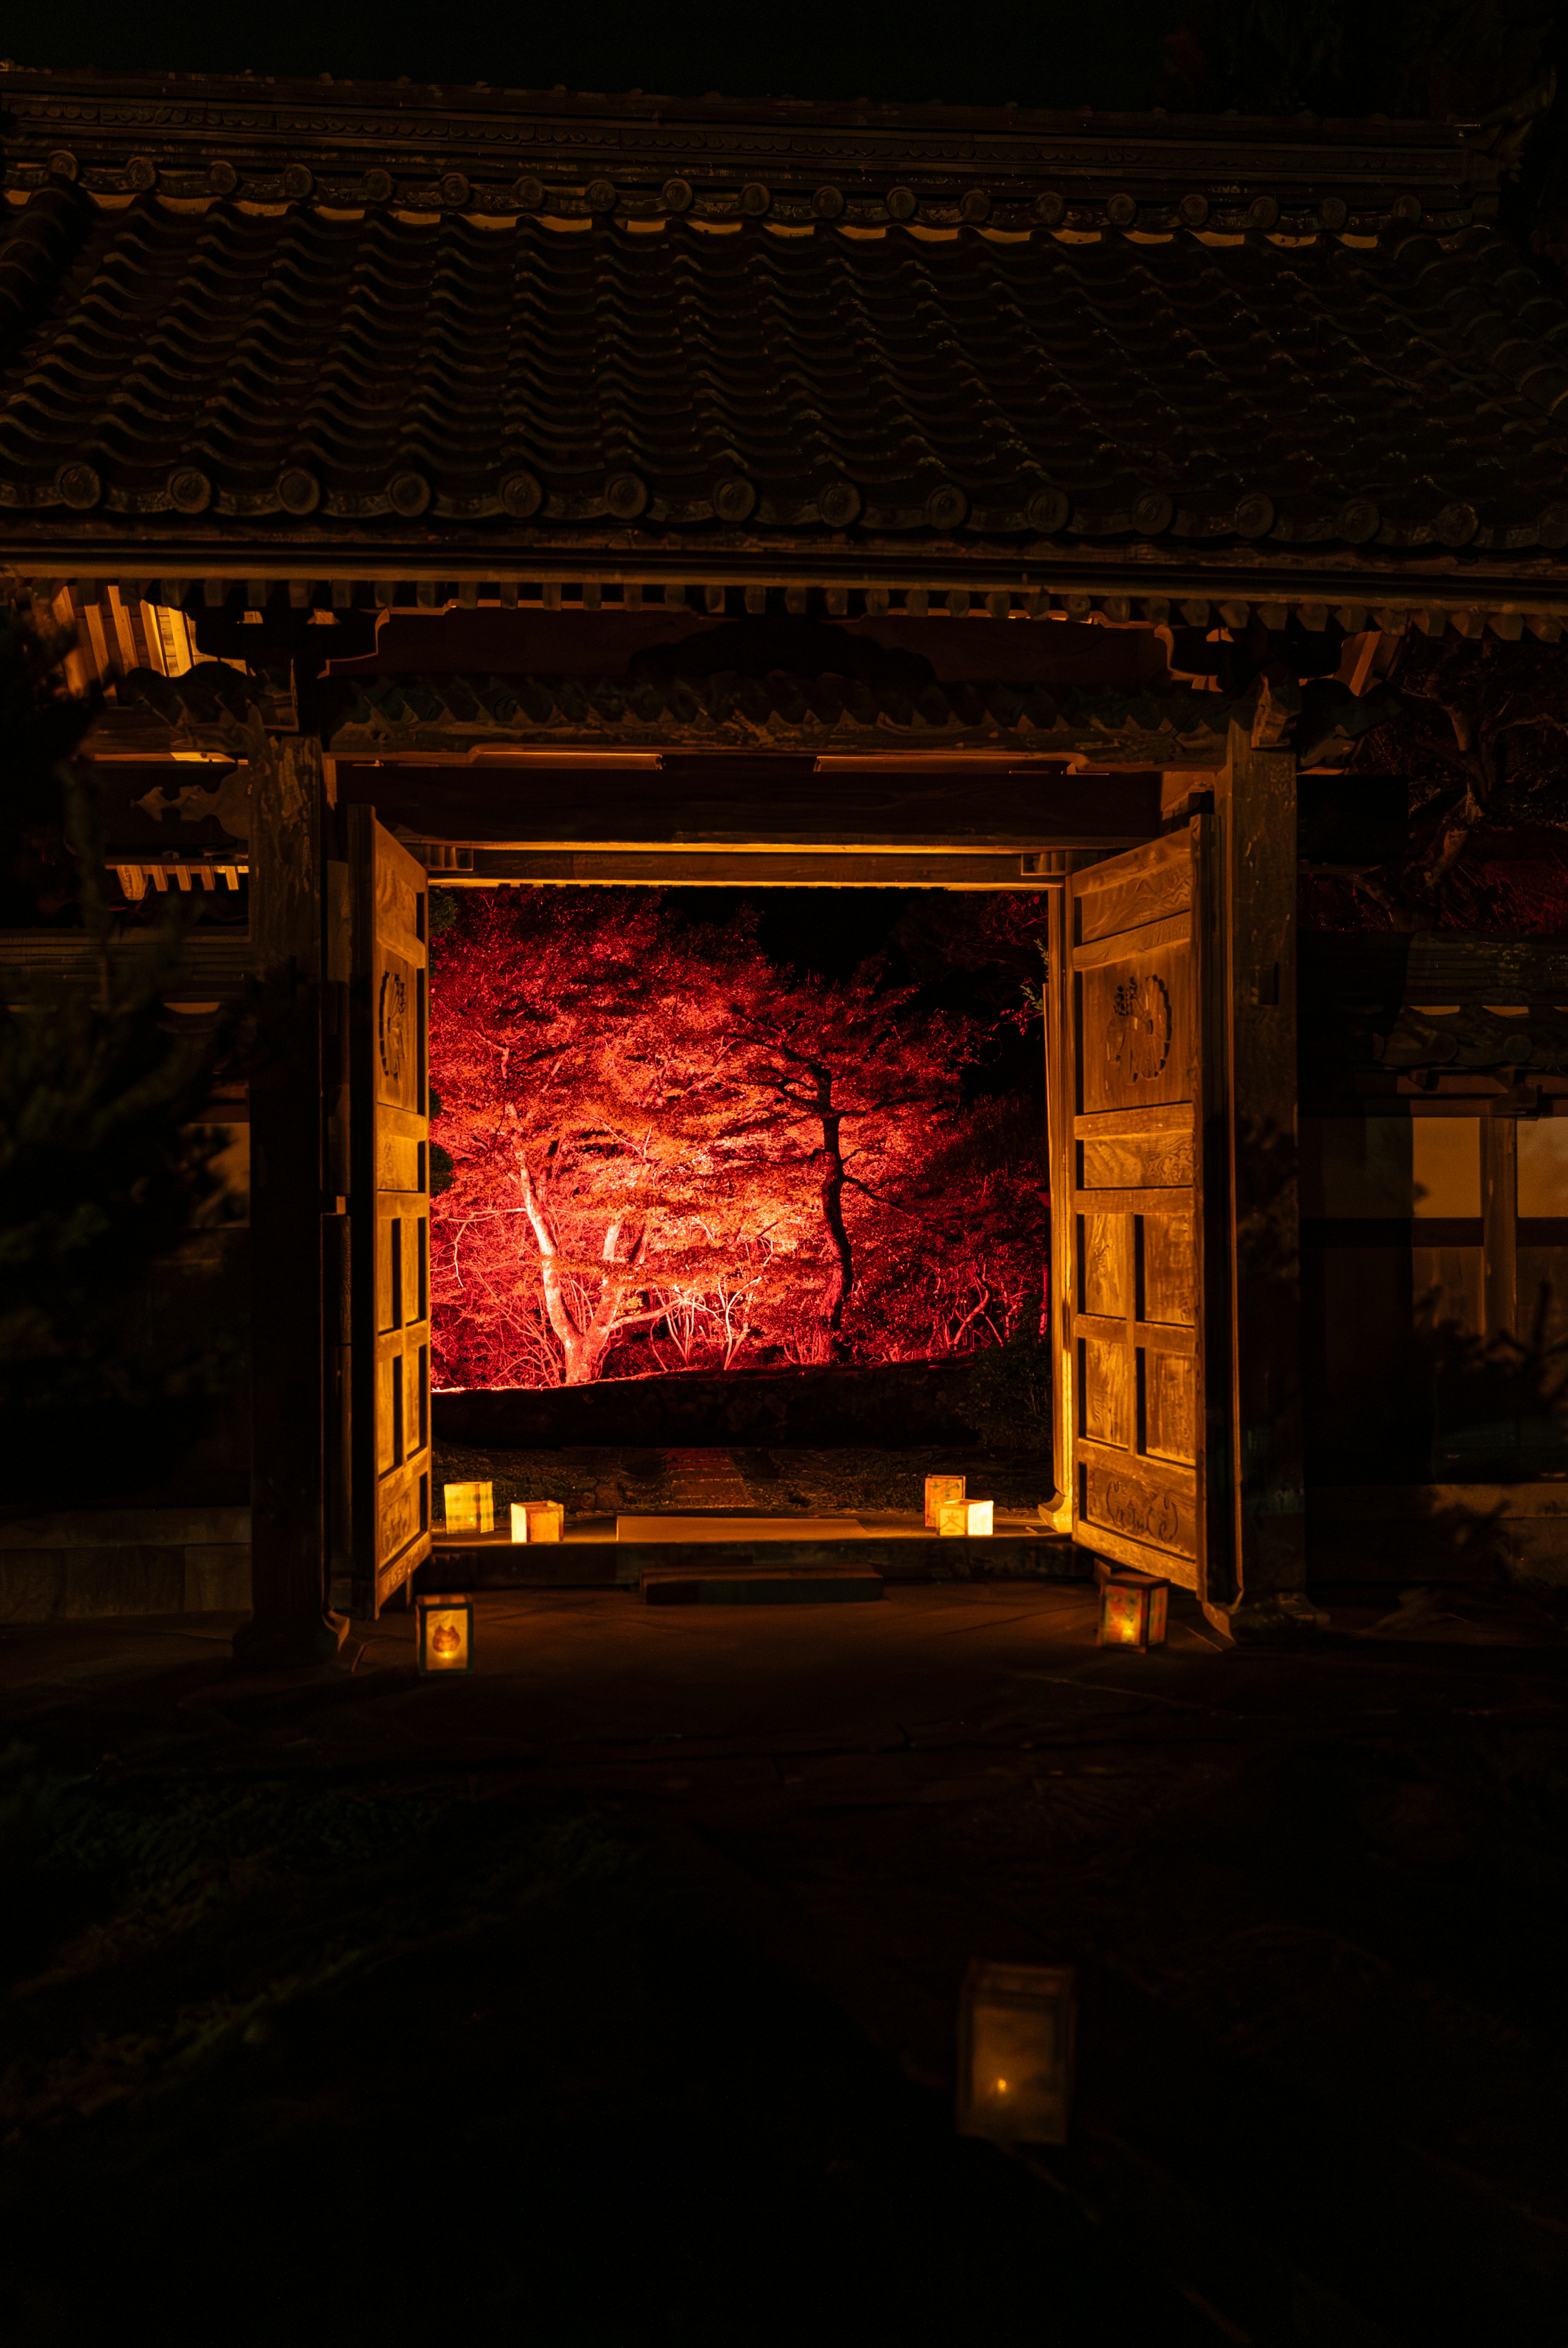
[662, 1446, 754, 1507]
[423, 1527, 1076, 1592]
[641, 1561, 885, 1606]
[615, 1513, 864, 1543]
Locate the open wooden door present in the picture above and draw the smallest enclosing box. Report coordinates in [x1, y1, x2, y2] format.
[347, 809, 432, 1617]
[1064, 823, 1228, 1598]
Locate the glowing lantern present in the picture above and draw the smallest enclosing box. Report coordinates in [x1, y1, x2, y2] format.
[1098, 1571, 1169, 1649]
[443, 1480, 494, 1535]
[510, 1501, 564, 1544]
[938, 1498, 994, 1537]
[956, 1960, 1076, 2146]
[925, 1474, 966, 1528]
[415, 1591, 474, 1675]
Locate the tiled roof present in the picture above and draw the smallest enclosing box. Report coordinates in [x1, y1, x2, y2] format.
[5, 183, 1568, 574]
[1299, 936, 1568, 1100]
[0, 67, 1491, 231]
[112, 656, 1252, 759]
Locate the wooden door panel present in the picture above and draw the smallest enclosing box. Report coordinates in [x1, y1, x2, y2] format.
[1145, 1351, 1197, 1464]
[1066, 822, 1221, 1593]
[1081, 1131, 1194, 1191]
[1076, 831, 1192, 943]
[1141, 1213, 1196, 1326]
[1079, 942, 1194, 1115]
[376, 1212, 400, 1334]
[1081, 1338, 1134, 1449]
[350, 812, 432, 1616]
[376, 1132, 423, 1191]
[375, 946, 421, 1113]
[1080, 1450, 1198, 1563]
[376, 1354, 401, 1474]
[377, 1478, 427, 1579]
[1080, 1215, 1127, 1318]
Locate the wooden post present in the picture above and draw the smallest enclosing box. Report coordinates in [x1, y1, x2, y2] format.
[234, 725, 348, 1666]
[324, 830, 355, 1620]
[1043, 880, 1074, 1532]
[1481, 1118, 1519, 1343]
[1206, 721, 1315, 1636]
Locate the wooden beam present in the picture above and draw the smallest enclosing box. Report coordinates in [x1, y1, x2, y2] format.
[235, 727, 348, 1667]
[333, 761, 1165, 851]
[443, 849, 1076, 889]
[1206, 720, 1314, 1638]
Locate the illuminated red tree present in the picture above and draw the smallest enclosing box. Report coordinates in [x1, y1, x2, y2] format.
[431, 890, 800, 1386]
[710, 959, 977, 1361]
[429, 889, 1048, 1389]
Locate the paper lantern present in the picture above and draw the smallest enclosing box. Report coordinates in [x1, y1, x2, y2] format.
[415, 1592, 474, 1675]
[924, 1473, 966, 1528]
[510, 1500, 564, 1544]
[443, 1480, 494, 1534]
[938, 1498, 993, 1537]
[1098, 1572, 1168, 1648]
[957, 1960, 1076, 2145]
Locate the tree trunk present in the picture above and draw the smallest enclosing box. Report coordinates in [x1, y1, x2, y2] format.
[515, 1152, 589, 1382]
[813, 1097, 854, 1362]
[514, 1151, 645, 1384]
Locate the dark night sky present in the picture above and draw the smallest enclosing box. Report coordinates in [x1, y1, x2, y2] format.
[6, 3, 1178, 112]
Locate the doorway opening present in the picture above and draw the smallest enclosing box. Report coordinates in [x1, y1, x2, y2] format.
[424, 881, 1060, 1576]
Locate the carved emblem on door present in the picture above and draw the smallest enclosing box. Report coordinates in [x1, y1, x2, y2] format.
[1108, 975, 1172, 1083]
[379, 968, 407, 1082]
[1100, 1476, 1181, 1546]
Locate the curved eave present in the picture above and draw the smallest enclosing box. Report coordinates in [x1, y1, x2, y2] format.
[8, 533, 1568, 633]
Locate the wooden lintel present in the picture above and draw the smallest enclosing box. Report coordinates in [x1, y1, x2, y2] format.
[330, 762, 1166, 850]
[439, 849, 1080, 889]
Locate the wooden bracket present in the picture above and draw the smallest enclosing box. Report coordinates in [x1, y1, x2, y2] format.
[1250, 674, 1301, 750]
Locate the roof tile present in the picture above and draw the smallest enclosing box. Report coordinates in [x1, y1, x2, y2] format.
[4, 191, 1568, 554]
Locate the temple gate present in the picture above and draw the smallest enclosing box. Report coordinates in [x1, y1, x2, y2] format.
[2, 71, 1565, 1643]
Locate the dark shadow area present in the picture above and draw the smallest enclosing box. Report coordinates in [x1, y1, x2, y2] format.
[1305, 1269, 1568, 1489]
[435, 1347, 1047, 1452]
[0, 1745, 1215, 2348]
[5, 1587, 1568, 2343]
[15, 1, 1179, 113]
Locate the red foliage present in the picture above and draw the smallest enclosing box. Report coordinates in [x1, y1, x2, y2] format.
[429, 890, 1048, 1389]
[1301, 827, 1568, 936]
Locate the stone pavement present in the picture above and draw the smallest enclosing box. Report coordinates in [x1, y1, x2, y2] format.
[3, 1581, 1567, 2345]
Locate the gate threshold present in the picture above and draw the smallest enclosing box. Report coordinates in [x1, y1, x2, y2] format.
[421, 1511, 1077, 1593]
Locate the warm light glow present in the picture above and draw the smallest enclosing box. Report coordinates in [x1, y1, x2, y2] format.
[443, 1480, 494, 1534]
[1098, 1575, 1168, 1649]
[924, 1473, 965, 1528]
[938, 1498, 993, 1536]
[416, 1594, 474, 1675]
[957, 1960, 1076, 2146]
[1101, 1586, 1145, 1643]
[510, 1500, 564, 1543]
[423, 1610, 469, 1670]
